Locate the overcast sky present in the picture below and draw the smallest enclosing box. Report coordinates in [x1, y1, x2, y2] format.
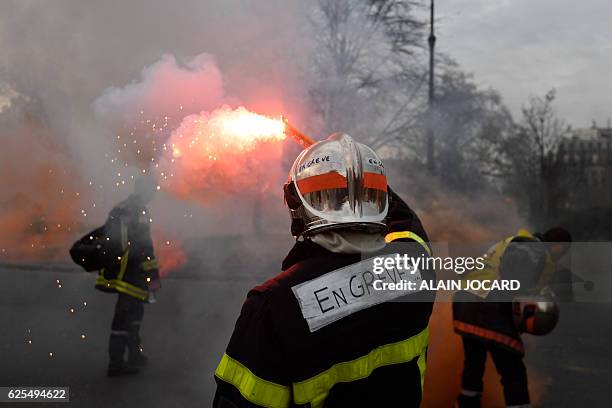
[436, 0, 612, 128]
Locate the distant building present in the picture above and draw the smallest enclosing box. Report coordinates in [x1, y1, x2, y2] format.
[557, 126, 612, 209]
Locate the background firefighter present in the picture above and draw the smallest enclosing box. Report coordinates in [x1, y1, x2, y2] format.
[213, 133, 435, 407]
[96, 175, 161, 376]
[453, 227, 572, 407]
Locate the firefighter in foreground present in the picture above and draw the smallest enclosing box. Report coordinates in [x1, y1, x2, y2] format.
[453, 228, 571, 408]
[213, 133, 435, 407]
[96, 175, 161, 376]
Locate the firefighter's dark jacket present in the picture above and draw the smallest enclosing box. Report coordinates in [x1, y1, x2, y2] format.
[452, 231, 553, 355]
[95, 195, 160, 301]
[385, 186, 430, 247]
[214, 192, 434, 408]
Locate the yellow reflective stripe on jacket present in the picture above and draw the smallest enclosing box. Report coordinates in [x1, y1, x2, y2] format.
[292, 326, 429, 407]
[384, 231, 432, 256]
[141, 259, 159, 271]
[95, 250, 151, 301]
[113, 280, 149, 300]
[417, 349, 427, 389]
[215, 353, 291, 408]
[461, 231, 525, 298]
[464, 229, 555, 298]
[95, 275, 149, 301]
[117, 250, 130, 280]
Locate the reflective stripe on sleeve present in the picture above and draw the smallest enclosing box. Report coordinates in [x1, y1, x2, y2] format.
[292, 326, 429, 407]
[95, 275, 149, 301]
[384, 231, 432, 256]
[112, 280, 148, 301]
[460, 389, 482, 397]
[215, 353, 292, 408]
[141, 259, 159, 271]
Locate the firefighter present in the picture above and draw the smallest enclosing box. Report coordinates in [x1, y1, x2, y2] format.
[453, 227, 571, 408]
[213, 133, 435, 407]
[96, 175, 161, 376]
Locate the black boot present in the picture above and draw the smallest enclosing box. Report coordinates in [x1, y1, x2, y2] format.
[108, 332, 139, 377]
[128, 344, 149, 368]
[107, 362, 140, 377]
[456, 393, 481, 408]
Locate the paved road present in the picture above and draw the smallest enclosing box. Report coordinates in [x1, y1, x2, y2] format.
[1, 263, 610, 407]
[1, 266, 250, 407]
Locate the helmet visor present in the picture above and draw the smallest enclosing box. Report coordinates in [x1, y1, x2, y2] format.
[297, 171, 387, 216]
[361, 172, 388, 216]
[297, 172, 349, 213]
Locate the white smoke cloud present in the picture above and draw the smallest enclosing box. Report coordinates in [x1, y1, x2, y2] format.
[94, 53, 226, 126]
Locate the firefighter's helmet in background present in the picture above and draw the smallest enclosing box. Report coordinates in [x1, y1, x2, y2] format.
[284, 133, 388, 237]
[512, 289, 559, 335]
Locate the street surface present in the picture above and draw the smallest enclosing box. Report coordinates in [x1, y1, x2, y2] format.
[1, 239, 609, 407]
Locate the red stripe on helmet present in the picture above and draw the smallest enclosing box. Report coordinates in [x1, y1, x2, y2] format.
[363, 172, 387, 192]
[297, 172, 347, 194]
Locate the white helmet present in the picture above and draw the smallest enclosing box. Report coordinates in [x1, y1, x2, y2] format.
[283, 133, 388, 237]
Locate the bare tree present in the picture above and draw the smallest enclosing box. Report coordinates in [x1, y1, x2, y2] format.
[305, 0, 427, 152]
[427, 64, 514, 191]
[500, 90, 572, 222]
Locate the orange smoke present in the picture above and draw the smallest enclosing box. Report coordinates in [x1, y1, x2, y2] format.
[422, 302, 506, 408]
[423, 303, 550, 407]
[0, 116, 86, 262]
[153, 232, 187, 277]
